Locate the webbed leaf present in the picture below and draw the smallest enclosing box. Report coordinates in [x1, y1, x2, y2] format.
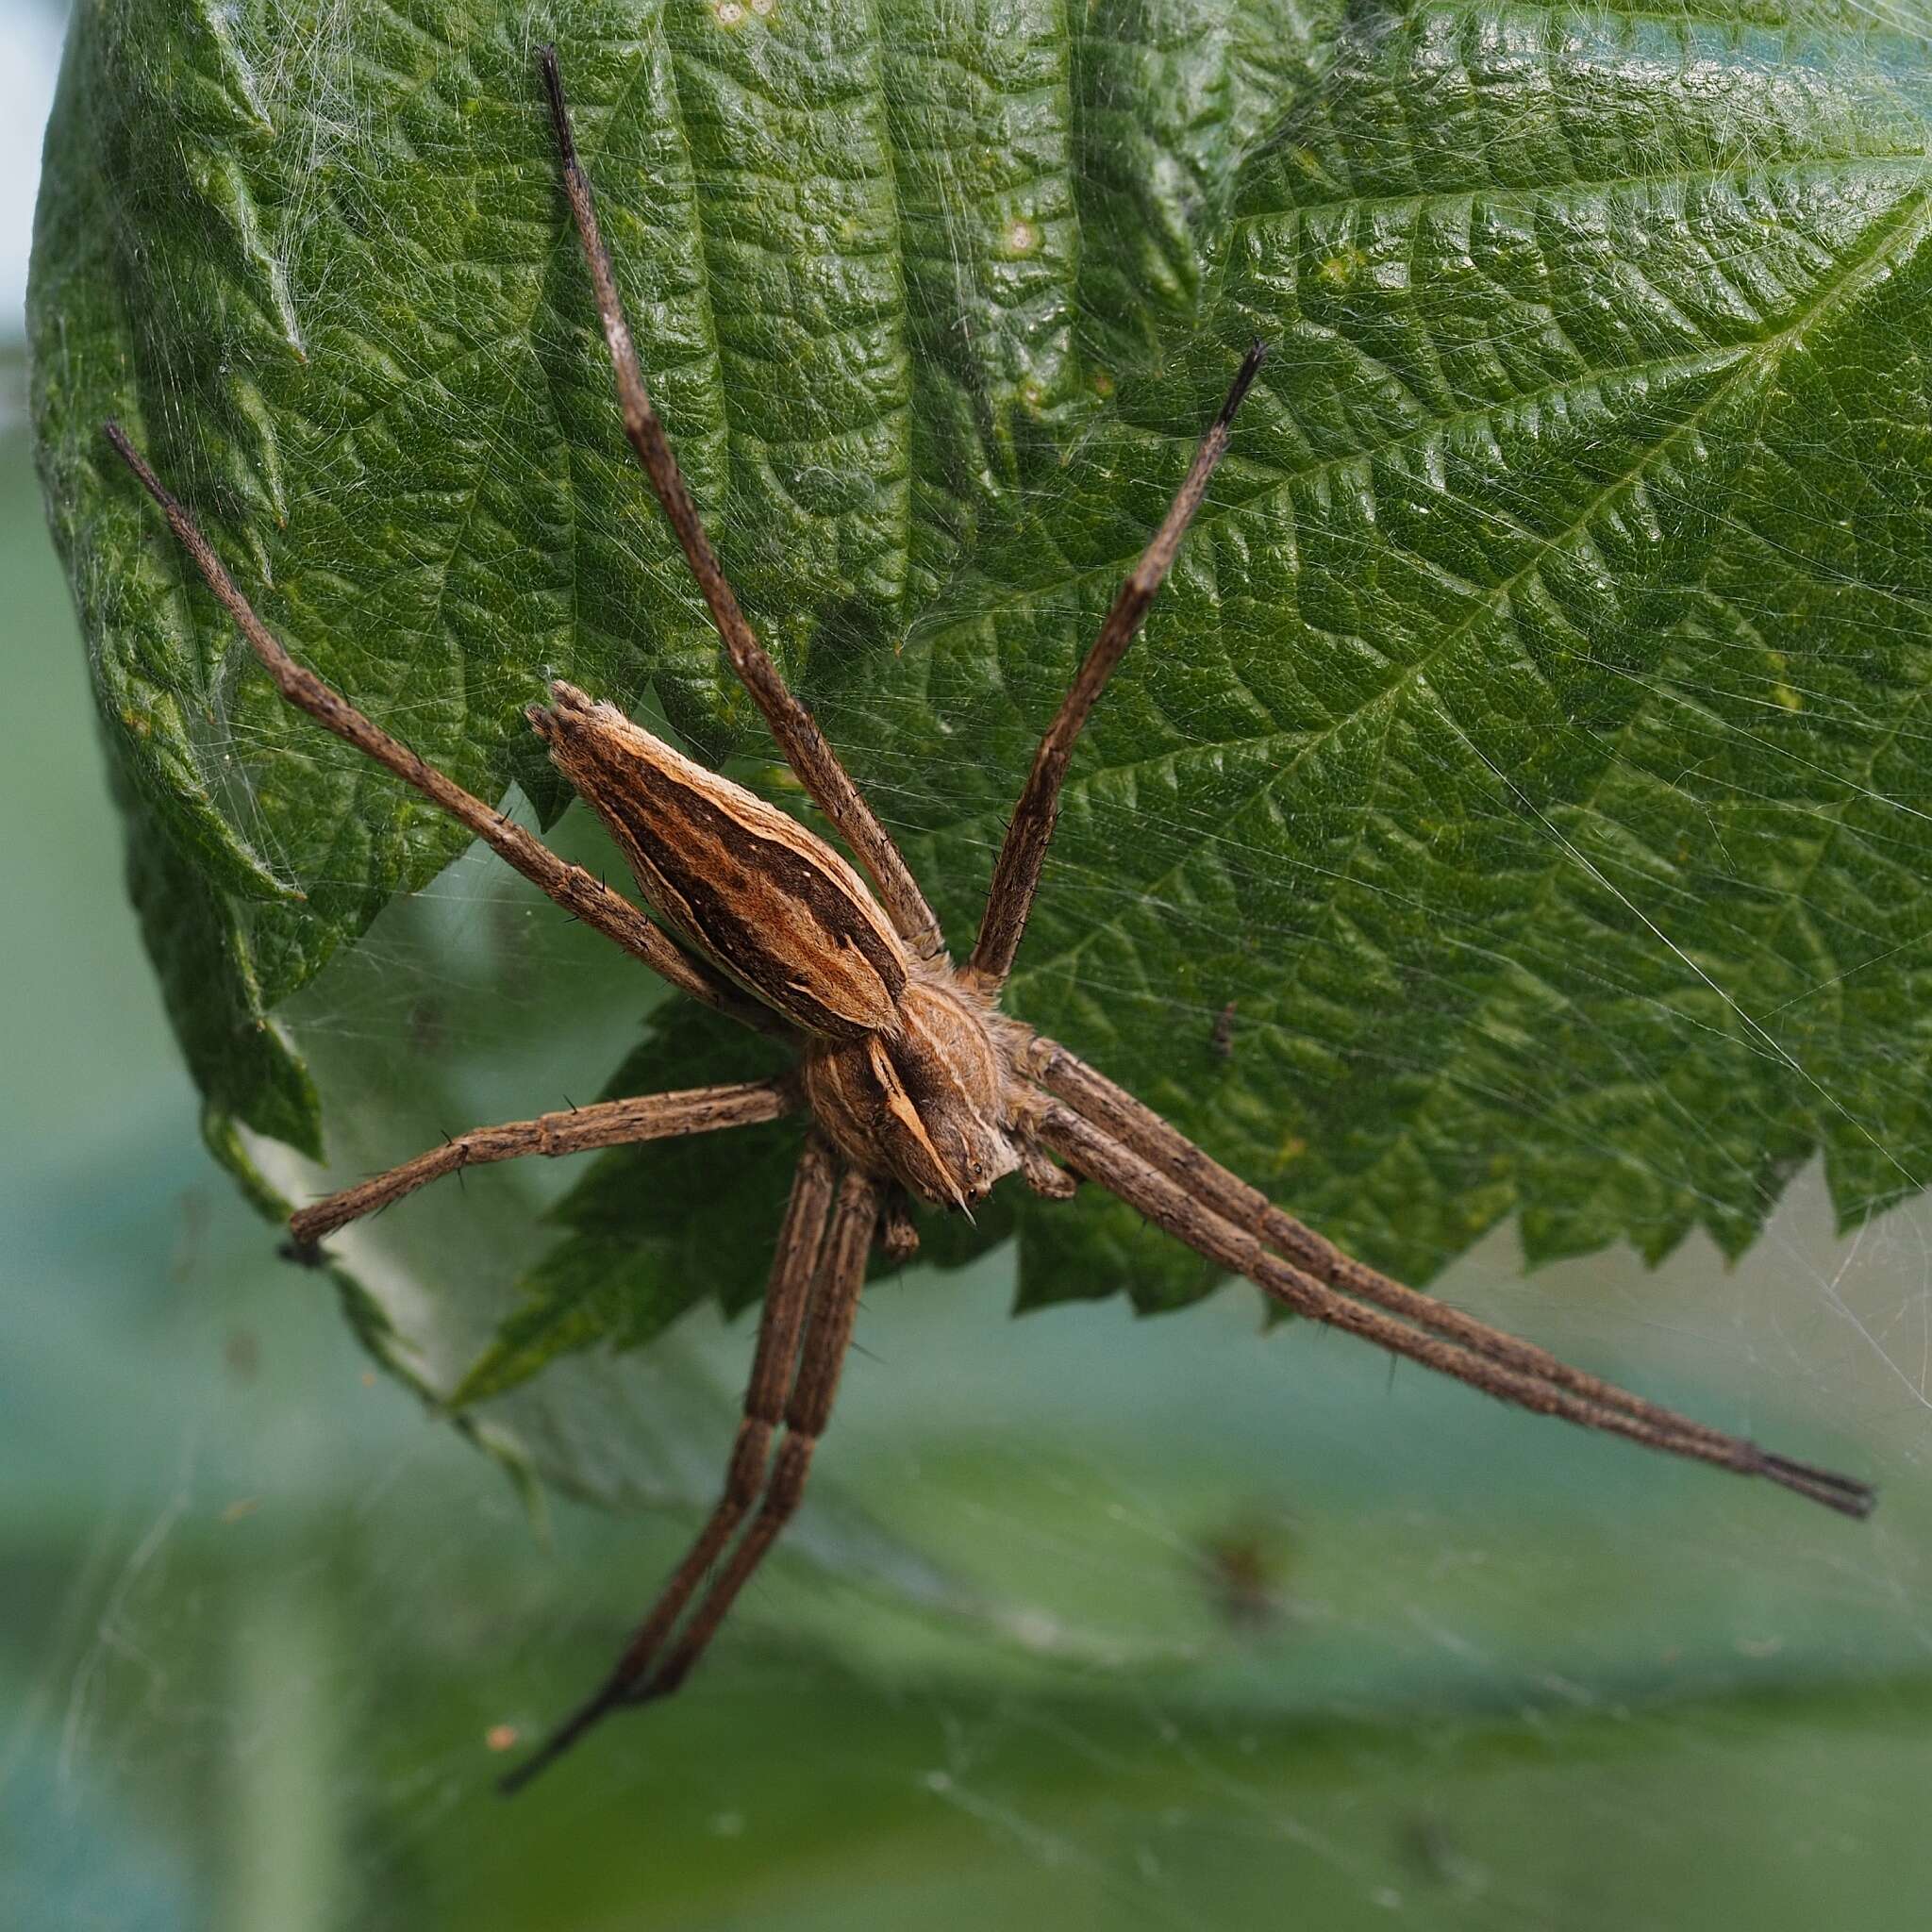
[33, 0, 1932, 1437]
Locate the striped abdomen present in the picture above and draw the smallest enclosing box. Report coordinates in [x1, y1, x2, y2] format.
[530, 682, 908, 1038]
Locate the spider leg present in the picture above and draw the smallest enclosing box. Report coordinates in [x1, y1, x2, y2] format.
[1020, 1035, 1759, 1461]
[877, 1188, 921, 1263]
[289, 1079, 795, 1246]
[537, 47, 945, 965]
[102, 426, 768, 1031]
[628, 1163, 880, 1706]
[498, 1135, 840, 1796]
[966, 342, 1269, 994]
[1026, 1095, 1874, 1519]
[1015, 1136, 1079, 1200]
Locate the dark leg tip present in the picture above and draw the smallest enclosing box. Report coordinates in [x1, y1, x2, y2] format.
[496, 1729, 571, 1798]
[1217, 340, 1271, 425]
[1758, 1451, 1876, 1520]
[278, 1234, 326, 1269]
[536, 42, 573, 158]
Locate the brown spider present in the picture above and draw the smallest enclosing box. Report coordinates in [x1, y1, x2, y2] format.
[104, 47, 1873, 1794]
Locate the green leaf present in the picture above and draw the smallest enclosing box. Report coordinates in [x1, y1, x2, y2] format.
[446, 1004, 799, 1408]
[32, 0, 1932, 1428]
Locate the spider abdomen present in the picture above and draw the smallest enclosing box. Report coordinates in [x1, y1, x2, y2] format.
[530, 682, 909, 1038]
[803, 977, 1019, 1208]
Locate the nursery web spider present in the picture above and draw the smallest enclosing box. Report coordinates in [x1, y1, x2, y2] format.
[105, 45, 1874, 1794]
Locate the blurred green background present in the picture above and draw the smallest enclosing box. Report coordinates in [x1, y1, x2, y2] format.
[8, 11, 1932, 1928]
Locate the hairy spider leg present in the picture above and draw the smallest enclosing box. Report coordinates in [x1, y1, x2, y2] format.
[290, 1081, 795, 1246]
[101, 425, 764, 1030]
[633, 1164, 881, 1700]
[1023, 1038, 1740, 1457]
[538, 45, 945, 965]
[499, 1147, 875, 1794]
[966, 341, 1270, 994]
[1030, 1100, 1874, 1519]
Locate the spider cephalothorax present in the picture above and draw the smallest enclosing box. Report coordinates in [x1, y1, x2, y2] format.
[103, 44, 1874, 1799]
[800, 975, 1020, 1209]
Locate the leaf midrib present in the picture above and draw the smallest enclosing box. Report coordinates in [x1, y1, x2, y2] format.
[1010, 175, 1932, 998]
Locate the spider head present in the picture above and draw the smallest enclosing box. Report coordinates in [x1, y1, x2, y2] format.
[801, 976, 1020, 1210]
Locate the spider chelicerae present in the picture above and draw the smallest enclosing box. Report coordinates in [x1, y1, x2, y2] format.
[104, 45, 1873, 1794]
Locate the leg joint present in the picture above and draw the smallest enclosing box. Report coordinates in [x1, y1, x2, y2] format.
[724, 1423, 773, 1507]
[761, 1433, 817, 1519]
